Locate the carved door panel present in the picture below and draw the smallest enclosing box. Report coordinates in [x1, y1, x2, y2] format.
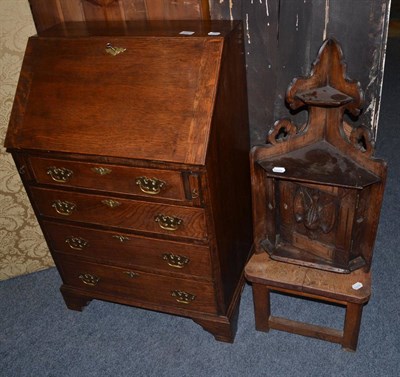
[277, 180, 357, 266]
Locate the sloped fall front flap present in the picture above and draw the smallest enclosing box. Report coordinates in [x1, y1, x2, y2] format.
[5, 21, 238, 165]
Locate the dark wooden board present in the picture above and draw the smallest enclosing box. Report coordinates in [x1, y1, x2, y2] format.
[210, 0, 391, 144]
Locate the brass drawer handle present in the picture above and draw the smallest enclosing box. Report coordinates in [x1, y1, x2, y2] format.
[79, 273, 99, 286]
[124, 271, 139, 278]
[135, 176, 166, 195]
[154, 214, 183, 231]
[101, 199, 121, 208]
[52, 200, 76, 216]
[162, 253, 190, 269]
[65, 236, 88, 250]
[171, 290, 196, 304]
[47, 166, 73, 183]
[105, 43, 126, 56]
[112, 235, 130, 243]
[91, 167, 112, 176]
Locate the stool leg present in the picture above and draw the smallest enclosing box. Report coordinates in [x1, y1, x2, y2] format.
[252, 283, 270, 332]
[342, 302, 364, 351]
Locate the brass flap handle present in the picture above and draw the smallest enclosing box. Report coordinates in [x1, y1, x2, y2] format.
[65, 236, 88, 250]
[105, 43, 126, 56]
[135, 176, 166, 195]
[47, 166, 73, 183]
[162, 253, 190, 269]
[79, 273, 99, 286]
[154, 214, 183, 231]
[52, 200, 76, 216]
[171, 290, 196, 304]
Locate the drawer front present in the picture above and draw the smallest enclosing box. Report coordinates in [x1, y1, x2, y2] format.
[43, 221, 212, 278]
[29, 156, 187, 201]
[56, 256, 217, 315]
[31, 187, 207, 240]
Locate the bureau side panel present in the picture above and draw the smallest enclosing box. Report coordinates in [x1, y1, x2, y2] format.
[205, 23, 253, 311]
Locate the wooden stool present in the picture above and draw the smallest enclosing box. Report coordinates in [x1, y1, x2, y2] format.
[245, 253, 371, 351]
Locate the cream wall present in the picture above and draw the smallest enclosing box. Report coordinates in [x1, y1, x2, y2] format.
[0, 0, 54, 280]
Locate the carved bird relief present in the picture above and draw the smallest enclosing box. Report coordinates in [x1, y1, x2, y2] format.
[293, 186, 337, 238]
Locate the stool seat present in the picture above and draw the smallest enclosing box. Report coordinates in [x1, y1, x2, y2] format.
[245, 252, 371, 351]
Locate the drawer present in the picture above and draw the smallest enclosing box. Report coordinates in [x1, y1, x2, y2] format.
[29, 156, 188, 201]
[31, 187, 207, 240]
[56, 256, 218, 315]
[43, 221, 212, 278]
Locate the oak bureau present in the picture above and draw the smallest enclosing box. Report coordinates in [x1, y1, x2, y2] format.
[5, 20, 252, 342]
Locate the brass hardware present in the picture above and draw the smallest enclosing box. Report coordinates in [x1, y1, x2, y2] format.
[135, 176, 166, 195]
[79, 273, 99, 286]
[112, 235, 130, 243]
[52, 200, 76, 216]
[101, 199, 121, 208]
[65, 236, 88, 250]
[105, 43, 126, 56]
[171, 290, 196, 304]
[191, 189, 199, 199]
[185, 172, 201, 201]
[47, 166, 73, 183]
[124, 271, 139, 278]
[154, 214, 183, 231]
[162, 253, 190, 269]
[91, 167, 112, 176]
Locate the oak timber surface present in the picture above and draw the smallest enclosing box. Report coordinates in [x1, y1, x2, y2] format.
[5, 21, 241, 165]
[245, 253, 371, 304]
[4, 20, 252, 342]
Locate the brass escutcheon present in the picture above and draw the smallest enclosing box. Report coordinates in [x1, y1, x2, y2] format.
[65, 236, 88, 250]
[112, 235, 130, 243]
[79, 273, 99, 286]
[171, 290, 196, 304]
[124, 271, 139, 278]
[154, 214, 183, 231]
[105, 43, 126, 56]
[52, 200, 76, 216]
[162, 253, 190, 269]
[101, 199, 121, 208]
[135, 176, 166, 195]
[47, 166, 73, 183]
[91, 167, 112, 176]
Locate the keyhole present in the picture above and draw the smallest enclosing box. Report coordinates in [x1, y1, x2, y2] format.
[357, 134, 367, 152]
[275, 126, 289, 142]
